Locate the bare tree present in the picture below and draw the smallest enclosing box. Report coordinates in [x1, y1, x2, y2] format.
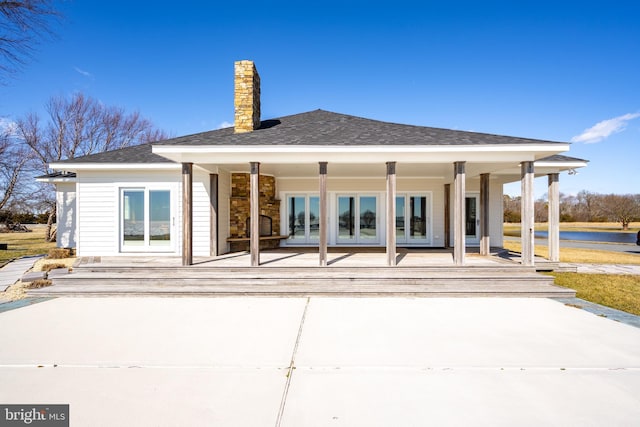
[0, 122, 30, 211]
[0, 0, 60, 81]
[598, 194, 640, 230]
[17, 93, 168, 241]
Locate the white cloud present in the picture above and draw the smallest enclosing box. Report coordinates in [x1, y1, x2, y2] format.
[571, 112, 640, 143]
[217, 121, 233, 129]
[74, 66, 93, 77]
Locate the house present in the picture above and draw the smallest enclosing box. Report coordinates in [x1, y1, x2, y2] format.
[40, 60, 587, 267]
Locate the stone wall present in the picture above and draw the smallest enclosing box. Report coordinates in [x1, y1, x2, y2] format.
[234, 60, 261, 133]
[229, 173, 281, 251]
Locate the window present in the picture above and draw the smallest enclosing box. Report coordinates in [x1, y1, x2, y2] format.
[121, 188, 173, 251]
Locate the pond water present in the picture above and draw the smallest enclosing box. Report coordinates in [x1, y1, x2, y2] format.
[533, 230, 638, 244]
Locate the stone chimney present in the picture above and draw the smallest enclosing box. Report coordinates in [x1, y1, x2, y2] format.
[234, 60, 261, 133]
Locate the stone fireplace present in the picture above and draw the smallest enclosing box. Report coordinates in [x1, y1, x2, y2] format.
[229, 172, 281, 252]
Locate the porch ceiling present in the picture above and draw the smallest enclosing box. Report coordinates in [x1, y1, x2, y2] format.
[165, 144, 570, 182]
[196, 161, 529, 181]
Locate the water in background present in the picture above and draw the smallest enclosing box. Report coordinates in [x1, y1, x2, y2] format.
[533, 230, 637, 244]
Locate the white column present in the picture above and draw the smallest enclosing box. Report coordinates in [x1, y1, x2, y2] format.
[386, 162, 397, 266]
[548, 173, 560, 262]
[319, 162, 328, 267]
[182, 163, 193, 266]
[250, 162, 260, 267]
[453, 161, 466, 266]
[521, 161, 535, 266]
[480, 173, 490, 256]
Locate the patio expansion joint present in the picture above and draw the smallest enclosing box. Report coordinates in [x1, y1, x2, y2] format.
[275, 296, 310, 427]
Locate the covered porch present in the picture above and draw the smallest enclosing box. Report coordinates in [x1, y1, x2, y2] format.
[168, 153, 585, 269]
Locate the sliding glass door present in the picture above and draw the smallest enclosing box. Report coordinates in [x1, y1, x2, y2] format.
[121, 188, 173, 251]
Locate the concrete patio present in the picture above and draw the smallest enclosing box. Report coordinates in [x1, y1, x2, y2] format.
[0, 297, 638, 426]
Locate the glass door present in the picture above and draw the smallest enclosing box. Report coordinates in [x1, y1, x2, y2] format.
[121, 188, 173, 251]
[396, 194, 431, 245]
[286, 195, 320, 244]
[465, 194, 480, 245]
[337, 195, 378, 244]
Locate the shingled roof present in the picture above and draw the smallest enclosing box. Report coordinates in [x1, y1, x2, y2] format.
[56, 109, 568, 164]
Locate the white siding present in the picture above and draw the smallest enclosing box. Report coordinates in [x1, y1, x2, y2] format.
[56, 183, 77, 248]
[76, 170, 181, 257]
[192, 169, 211, 257]
[76, 181, 117, 256]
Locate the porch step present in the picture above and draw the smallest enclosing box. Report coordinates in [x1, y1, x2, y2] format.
[27, 266, 575, 298]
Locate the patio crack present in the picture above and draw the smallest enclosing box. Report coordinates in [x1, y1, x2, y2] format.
[275, 297, 310, 427]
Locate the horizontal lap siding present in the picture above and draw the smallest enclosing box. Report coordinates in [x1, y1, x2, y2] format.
[77, 170, 182, 257]
[77, 182, 117, 256]
[192, 170, 211, 257]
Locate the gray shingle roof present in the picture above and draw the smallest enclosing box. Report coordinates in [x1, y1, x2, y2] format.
[156, 109, 567, 147]
[57, 142, 176, 164]
[56, 109, 568, 164]
[537, 154, 589, 163]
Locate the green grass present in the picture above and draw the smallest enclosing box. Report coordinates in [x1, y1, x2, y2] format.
[503, 240, 640, 265]
[551, 273, 640, 316]
[0, 226, 55, 266]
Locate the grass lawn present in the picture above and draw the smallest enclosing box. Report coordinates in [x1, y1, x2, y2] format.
[504, 222, 640, 235]
[551, 273, 640, 316]
[502, 240, 640, 265]
[0, 226, 56, 266]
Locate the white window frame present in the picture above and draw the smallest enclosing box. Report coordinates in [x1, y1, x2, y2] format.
[119, 186, 176, 253]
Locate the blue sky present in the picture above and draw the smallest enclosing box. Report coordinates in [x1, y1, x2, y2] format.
[1, 0, 639, 198]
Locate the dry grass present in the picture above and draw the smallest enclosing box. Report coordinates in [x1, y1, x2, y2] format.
[503, 240, 640, 264]
[551, 273, 640, 316]
[0, 225, 56, 266]
[24, 279, 52, 289]
[33, 258, 75, 272]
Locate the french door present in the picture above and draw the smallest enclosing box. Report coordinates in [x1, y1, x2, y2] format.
[396, 194, 431, 244]
[121, 188, 174, 251]
[337, 195, 379, 244]
[286, 195, 320, 243]
[465, 194, 480, 245]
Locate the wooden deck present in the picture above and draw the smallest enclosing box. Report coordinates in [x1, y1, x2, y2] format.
[27, 249, 576, 298]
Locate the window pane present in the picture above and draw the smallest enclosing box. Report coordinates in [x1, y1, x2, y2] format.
[409, 196, 427, 239]
[396, 196, 405, 240]
[338, 196, 355, 240]
[149, 190, 171, 245]
[359, 196, 376, 239]
[288, 196, 306, 239]
[309, 197, 320, 239]
[123, 190, 144, 246]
